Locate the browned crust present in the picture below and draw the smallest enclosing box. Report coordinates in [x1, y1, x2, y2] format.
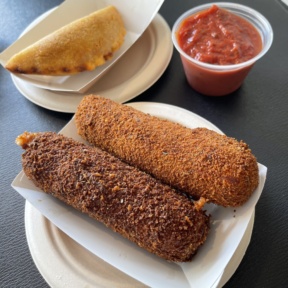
[19, 132, 209, 262]
[75, 95, 259, 207]
[5, 6, 126, 75]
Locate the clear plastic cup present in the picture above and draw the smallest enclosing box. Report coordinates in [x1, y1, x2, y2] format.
[172, 2, 273, 96]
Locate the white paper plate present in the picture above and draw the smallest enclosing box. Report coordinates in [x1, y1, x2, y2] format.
[1, 0, 165, 92]
[12, 102, 267, 288]
[11, 13, 173, 112]
[25, 201, 254, 288]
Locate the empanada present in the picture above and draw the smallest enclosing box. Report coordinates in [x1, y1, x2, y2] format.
[5, 5, 126, 76]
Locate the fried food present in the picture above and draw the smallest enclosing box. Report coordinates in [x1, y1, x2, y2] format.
[17, 131, 209, 262]
[75, 95, 259, 207]
[5, 6, 126, 75]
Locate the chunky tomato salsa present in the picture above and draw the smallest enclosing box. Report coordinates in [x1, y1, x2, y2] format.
[177, 5, 262, 65]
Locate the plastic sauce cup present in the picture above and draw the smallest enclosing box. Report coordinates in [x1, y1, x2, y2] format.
[172, 2, 273, 96]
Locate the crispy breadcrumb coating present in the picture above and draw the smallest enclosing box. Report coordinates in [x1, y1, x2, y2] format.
[18, 132, 209, 262]
[75, 95, 259, 207]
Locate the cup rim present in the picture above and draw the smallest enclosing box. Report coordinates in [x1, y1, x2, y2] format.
[171, 2, 273, 71]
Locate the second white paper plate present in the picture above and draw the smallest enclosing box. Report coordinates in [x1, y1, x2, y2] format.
[1, 0, 165, 92]
[12, 14, 173, 112]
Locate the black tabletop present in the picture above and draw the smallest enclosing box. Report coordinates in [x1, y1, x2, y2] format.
[1, 0, 288, 287]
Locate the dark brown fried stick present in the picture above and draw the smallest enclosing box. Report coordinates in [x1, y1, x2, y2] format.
[17, 132, 209, 262]
[75, 95, 259, 207]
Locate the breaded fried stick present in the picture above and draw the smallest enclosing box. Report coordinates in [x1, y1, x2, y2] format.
[16, 132, 209, 262]
[75, 95, 259, 207]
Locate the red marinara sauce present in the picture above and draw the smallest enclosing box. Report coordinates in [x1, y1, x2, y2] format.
[177, 5, 262, 65]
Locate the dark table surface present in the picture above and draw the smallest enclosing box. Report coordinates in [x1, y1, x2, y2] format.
[1, 0, 288, 287]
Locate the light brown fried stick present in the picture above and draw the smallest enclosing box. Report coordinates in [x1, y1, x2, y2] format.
[17, 131, 209, 262]
[75, 95, 259, 207]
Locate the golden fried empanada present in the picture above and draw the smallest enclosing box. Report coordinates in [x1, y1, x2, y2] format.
[5, 5, 126, 76]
